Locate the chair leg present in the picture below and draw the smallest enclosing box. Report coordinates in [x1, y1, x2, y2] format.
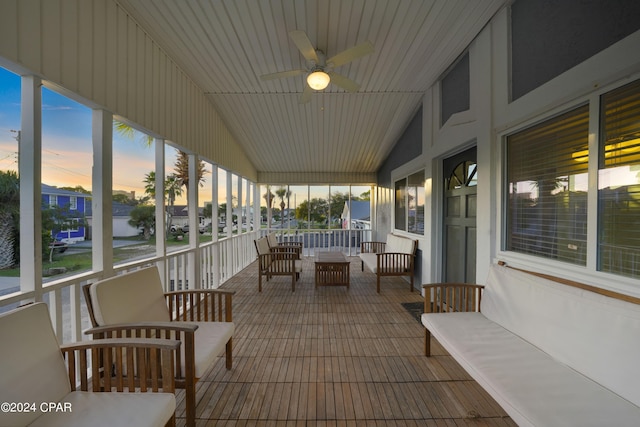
[184, 335, 197, 427]
[185, 379, 196, 427]
[258, 272, 263, 292]
[226, 338, 233, 369]
[376, 274, 381, 293]
[292, 273, 296, 292]
[425, 329, 431, 357]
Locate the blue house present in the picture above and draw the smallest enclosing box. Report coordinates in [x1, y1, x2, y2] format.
[41, 184, 88, 243]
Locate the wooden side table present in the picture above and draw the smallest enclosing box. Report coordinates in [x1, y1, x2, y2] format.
[315, 252, 350, 288]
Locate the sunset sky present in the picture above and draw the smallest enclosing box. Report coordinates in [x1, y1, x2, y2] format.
[0, 66, 225, 207]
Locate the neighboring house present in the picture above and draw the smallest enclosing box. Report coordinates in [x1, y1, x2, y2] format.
[41, 184, 87, 243]
[85, 202, 143, 238]
[167, 205, 210, 231]
[166, 205, 189, 230]
[341, 201, 371, 229]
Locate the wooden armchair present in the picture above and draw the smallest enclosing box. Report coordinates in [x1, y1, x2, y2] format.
[360, 234, 418, 293]
[422, 283, 484, 356]
[266, 232, 303, 258]
[0, 302, 179, 427]
[255, 236, 302, 292]
[83, 266, 235, 427]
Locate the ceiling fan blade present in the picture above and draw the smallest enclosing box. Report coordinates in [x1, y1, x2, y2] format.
[327, 72, 360, 92]
[289, 30, 319, 63]
[327, 41, 374, 68]
[261, 69, 306, 80]
[299, 84, 313, 104]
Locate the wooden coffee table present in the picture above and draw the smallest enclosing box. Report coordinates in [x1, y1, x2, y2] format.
[315, 252, 350, 288]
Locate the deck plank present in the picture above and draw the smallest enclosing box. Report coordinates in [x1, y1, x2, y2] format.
[181, 257, 515, 426]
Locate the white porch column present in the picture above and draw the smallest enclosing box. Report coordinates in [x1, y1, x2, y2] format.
[19, 75, 42, 300]
[253, 183, 260, 234]
[226, 173, 233, 240]
[154, 139, 166, 288]
[188, 153, 200, 288]
[211, 165, 220, 287]
[92, 109, 113, 275]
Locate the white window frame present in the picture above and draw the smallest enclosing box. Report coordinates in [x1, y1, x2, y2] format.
[497, 76, 640, 294]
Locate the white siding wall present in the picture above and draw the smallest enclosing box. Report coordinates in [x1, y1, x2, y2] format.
[0, 0, 256, 181]
[417, 8, 640, 291]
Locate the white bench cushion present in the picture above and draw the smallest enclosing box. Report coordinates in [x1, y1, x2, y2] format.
[89, 267, 171, 325]
[385, 233, 415, 254]
[256, 237, 271, 255]
[482, 264, 640, 408]
[422, 312, 640, 427]
[29, 391, 176, 427]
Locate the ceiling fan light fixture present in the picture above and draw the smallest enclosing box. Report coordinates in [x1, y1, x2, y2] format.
[307, 70, 330, 90]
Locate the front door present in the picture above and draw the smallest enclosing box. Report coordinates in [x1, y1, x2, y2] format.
[443, 147, 477, 283]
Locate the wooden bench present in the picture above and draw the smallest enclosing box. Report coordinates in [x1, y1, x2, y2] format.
[0, 302, 179, 427]
[359, 233, 418, 292]
[83, 266, 234, 427]
[422, 263, 640, 427]
[255, 236, 302, 292]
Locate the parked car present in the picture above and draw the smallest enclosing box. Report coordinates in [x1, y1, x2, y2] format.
[49, 240, 68, 253]
[182, 224, 206, 234]
[169, 224, 182, 233]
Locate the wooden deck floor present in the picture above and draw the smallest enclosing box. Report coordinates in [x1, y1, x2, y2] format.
[176, 256, 515, 426]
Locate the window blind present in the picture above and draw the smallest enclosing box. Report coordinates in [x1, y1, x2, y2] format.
[599, 79, 640, 278]
[506, 105, 589, 264]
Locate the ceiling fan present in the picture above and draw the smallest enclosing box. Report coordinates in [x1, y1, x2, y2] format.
[261, 30, 374, 103]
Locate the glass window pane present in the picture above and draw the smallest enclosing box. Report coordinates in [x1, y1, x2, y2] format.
[273, 185, 290, 230]
[506, 105, 589, 265]
[41, 87, 93, 275]
[395, 179, 407, 231]
[408, 171, 425, 234]
[349, 185, 371, 230]
[598, 79, 640, 278]
[330, 186, 349, 229]
[309, 186, 329, 229]
[289, 185, 307, 231]
[218, 168, 228, 237]
[200, 162, 213, 239]
[112, 123, 155, 264]
[165, 147, 185, 251]
[0, 67, 20, 286]
[261, 184, 274, 230]
[231, 174, 239, 235]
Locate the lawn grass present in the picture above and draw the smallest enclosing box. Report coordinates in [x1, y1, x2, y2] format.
[0, 233, 216, 278]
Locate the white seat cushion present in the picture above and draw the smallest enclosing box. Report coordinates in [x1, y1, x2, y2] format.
[422, 312, 640, 427]
[191, 321, 235, 377]
[29, 391, 175, 427]
[359, 253, 377, 272]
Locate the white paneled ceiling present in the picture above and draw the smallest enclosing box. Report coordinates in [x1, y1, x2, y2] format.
[117, 0, 509, 178]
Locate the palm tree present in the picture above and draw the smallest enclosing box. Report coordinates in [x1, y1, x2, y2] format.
[143, 171, 184, 234]
[275, 187, 291, 229]
[263, 186, 275, 227]
[174, 150, 207, 192]
[0, 170, 19, 269]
